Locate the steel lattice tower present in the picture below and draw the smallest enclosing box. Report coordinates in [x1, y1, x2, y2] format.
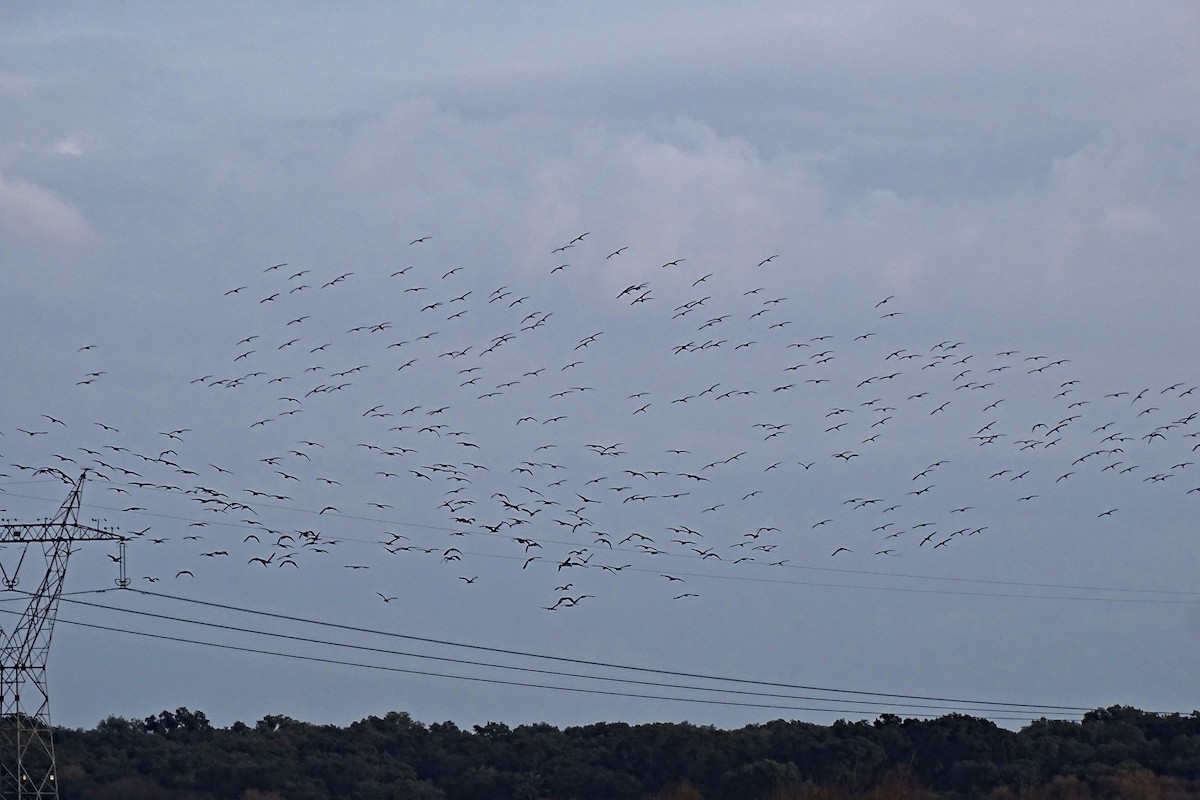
[0, 473, 125, 799]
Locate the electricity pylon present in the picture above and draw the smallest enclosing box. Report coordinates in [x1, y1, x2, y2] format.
[0, 472, 126, 799]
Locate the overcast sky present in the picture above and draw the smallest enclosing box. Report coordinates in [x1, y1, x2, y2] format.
[2, 2, 1199, 733]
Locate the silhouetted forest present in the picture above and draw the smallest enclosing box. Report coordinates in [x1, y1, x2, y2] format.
[47, 706, 1200, 799]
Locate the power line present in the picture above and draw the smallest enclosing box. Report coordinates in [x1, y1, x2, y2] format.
[82, 482, 1200, 599]
[604, 563, 1200, 604]
[7, 483, 1197, 603]
[123, 588, 1095, 712]
[0, 606, 1077, 722]
[46, 593, 1067, 716]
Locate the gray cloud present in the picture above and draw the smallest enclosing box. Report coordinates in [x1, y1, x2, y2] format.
[0, 168, 92, 245]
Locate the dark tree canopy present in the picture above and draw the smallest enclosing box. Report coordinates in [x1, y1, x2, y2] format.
[43, 706, 1200, 799]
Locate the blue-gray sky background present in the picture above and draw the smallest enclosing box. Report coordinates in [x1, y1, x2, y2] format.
[2, 2, 1198, 731]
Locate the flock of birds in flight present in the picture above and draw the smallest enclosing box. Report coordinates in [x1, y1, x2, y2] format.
[3, 233, 1198, 613]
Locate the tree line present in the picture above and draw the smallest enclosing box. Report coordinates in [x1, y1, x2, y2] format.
[40, 705, 1200, 799]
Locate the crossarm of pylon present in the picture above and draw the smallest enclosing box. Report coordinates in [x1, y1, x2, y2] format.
[0, 523, 125, 543]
